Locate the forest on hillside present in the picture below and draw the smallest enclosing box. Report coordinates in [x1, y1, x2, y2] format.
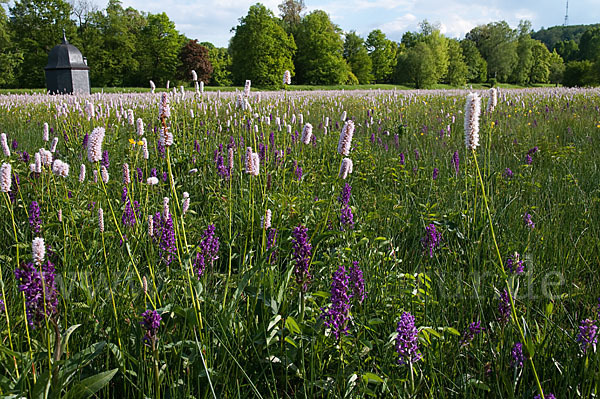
[1, 0, 600, 89]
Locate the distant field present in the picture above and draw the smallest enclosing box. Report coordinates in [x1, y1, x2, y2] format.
[0, 82, 561, 95]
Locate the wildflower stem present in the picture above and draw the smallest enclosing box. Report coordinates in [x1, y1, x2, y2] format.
[0, 262, 18, 379]
[223, 172, 233, 309]
[471, 149, 544, 399]
[152, 341, 161, 399]
[96, 163, 155, 309]
[101, 231, 124, 355]
[2, 193, 20, 378]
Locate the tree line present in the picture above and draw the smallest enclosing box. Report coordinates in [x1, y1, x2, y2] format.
[1, 0, 600, 89]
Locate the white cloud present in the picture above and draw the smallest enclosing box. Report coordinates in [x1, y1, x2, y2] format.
[349, 0, 412, 10]
[378, 13, 418, 34]
[514, 9, 537, 22]
[117, 0, 281, 46]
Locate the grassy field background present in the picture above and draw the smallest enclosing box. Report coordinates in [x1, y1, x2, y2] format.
[0, 87, 597, 398]
[0, 82, 561, 95]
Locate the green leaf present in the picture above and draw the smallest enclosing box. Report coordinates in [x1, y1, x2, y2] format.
[312, 291, 330, 299]
[267, 315, 282, 332]
[445, 327, 461, 336]
[62, 324, 82, 351]
[231, 268, 257, 309]
[285, 317, 301, 335]
[421, 327, 442, 339]
[60, 342, 107, 381]
[362, 372, 384, 384]
[467, 378, 490, 391]
[284, 336, 297, 348]
[30, 370, 51, 399]
[63, 368, 118, 399]
[277, 266, 294, 304]
[525, 336, 536, 358]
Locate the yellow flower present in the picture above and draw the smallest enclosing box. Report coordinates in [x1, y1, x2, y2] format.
[128, 138, 135, 145]
[491, 121, 495, 128]
[138, 141, 144, 146]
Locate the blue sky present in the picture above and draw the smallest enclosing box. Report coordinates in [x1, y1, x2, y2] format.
[112, 0, 598, 47]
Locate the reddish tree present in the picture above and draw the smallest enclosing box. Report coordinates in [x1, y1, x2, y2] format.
[178, 39, 213, 83]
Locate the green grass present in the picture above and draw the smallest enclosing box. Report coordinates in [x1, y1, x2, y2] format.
[0, 82, 561, 95]
[0, 87, 598, 398]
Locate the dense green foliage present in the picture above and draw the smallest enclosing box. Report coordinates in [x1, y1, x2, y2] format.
[365, 29, 398, 83]
[138, 13, 185, 86]
[0, 5, 23, 87]
[9, 0, 77, 88]
[2, 0, 600, 89]
[466, 21, 518, 82]
[229, 4, 296, 88]
[532, 23, 600, 50]
[294, 10, 348, 85]
[461, 40, 487, 83]
[343, 31, 373, 84]
[278, 0, 304, 35]
[445, 39, 468, 86]
[202, 43, 233, 87]
[396, 41, 437, 88]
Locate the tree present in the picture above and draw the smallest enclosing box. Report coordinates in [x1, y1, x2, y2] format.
[419, 22, 448, 83]
[278, 0, 304, 34]
[554, 39, 579, 62]
[137, 12, 184, 86]
[445, 39, 467, 86]
[294, 10, 348, 85]
[529, 40, 551, 83]
[578, 27, 600, 61]
[343, 31, 372, 84]
[70, 0, 99, 70]
[563, 60, 596, 86]
[0, 4, 23, 87]
[460, 40, 487, 82]
[512, 34, 535, 84]
[401, 31, 418, 48]
[365, 29, 397, 83]
[594, 59, 600, 85]
[201, 42, 232, 86]
[229, 3, 296, 87]
[396, 41, 437, 88]
[532, 24, 600, 50]
[548, 50, 564, 85]
[9, 0, 77, 88]
[69, 0, 97, 30]
[517, 20, 532, 37]
[394, 21, 448, 86]
[85, 0, 146, 87]
[69, 0, 98, 57]
[466, 21, 518, 82]
[178, 40, 213, 83]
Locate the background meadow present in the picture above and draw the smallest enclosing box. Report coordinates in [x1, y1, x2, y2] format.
[0, 87, 599, 398]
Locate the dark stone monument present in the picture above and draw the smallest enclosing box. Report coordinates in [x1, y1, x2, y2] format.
[45, 30, 90, 95]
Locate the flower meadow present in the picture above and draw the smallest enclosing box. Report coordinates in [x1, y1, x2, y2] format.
[0, 86, 599, 398]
